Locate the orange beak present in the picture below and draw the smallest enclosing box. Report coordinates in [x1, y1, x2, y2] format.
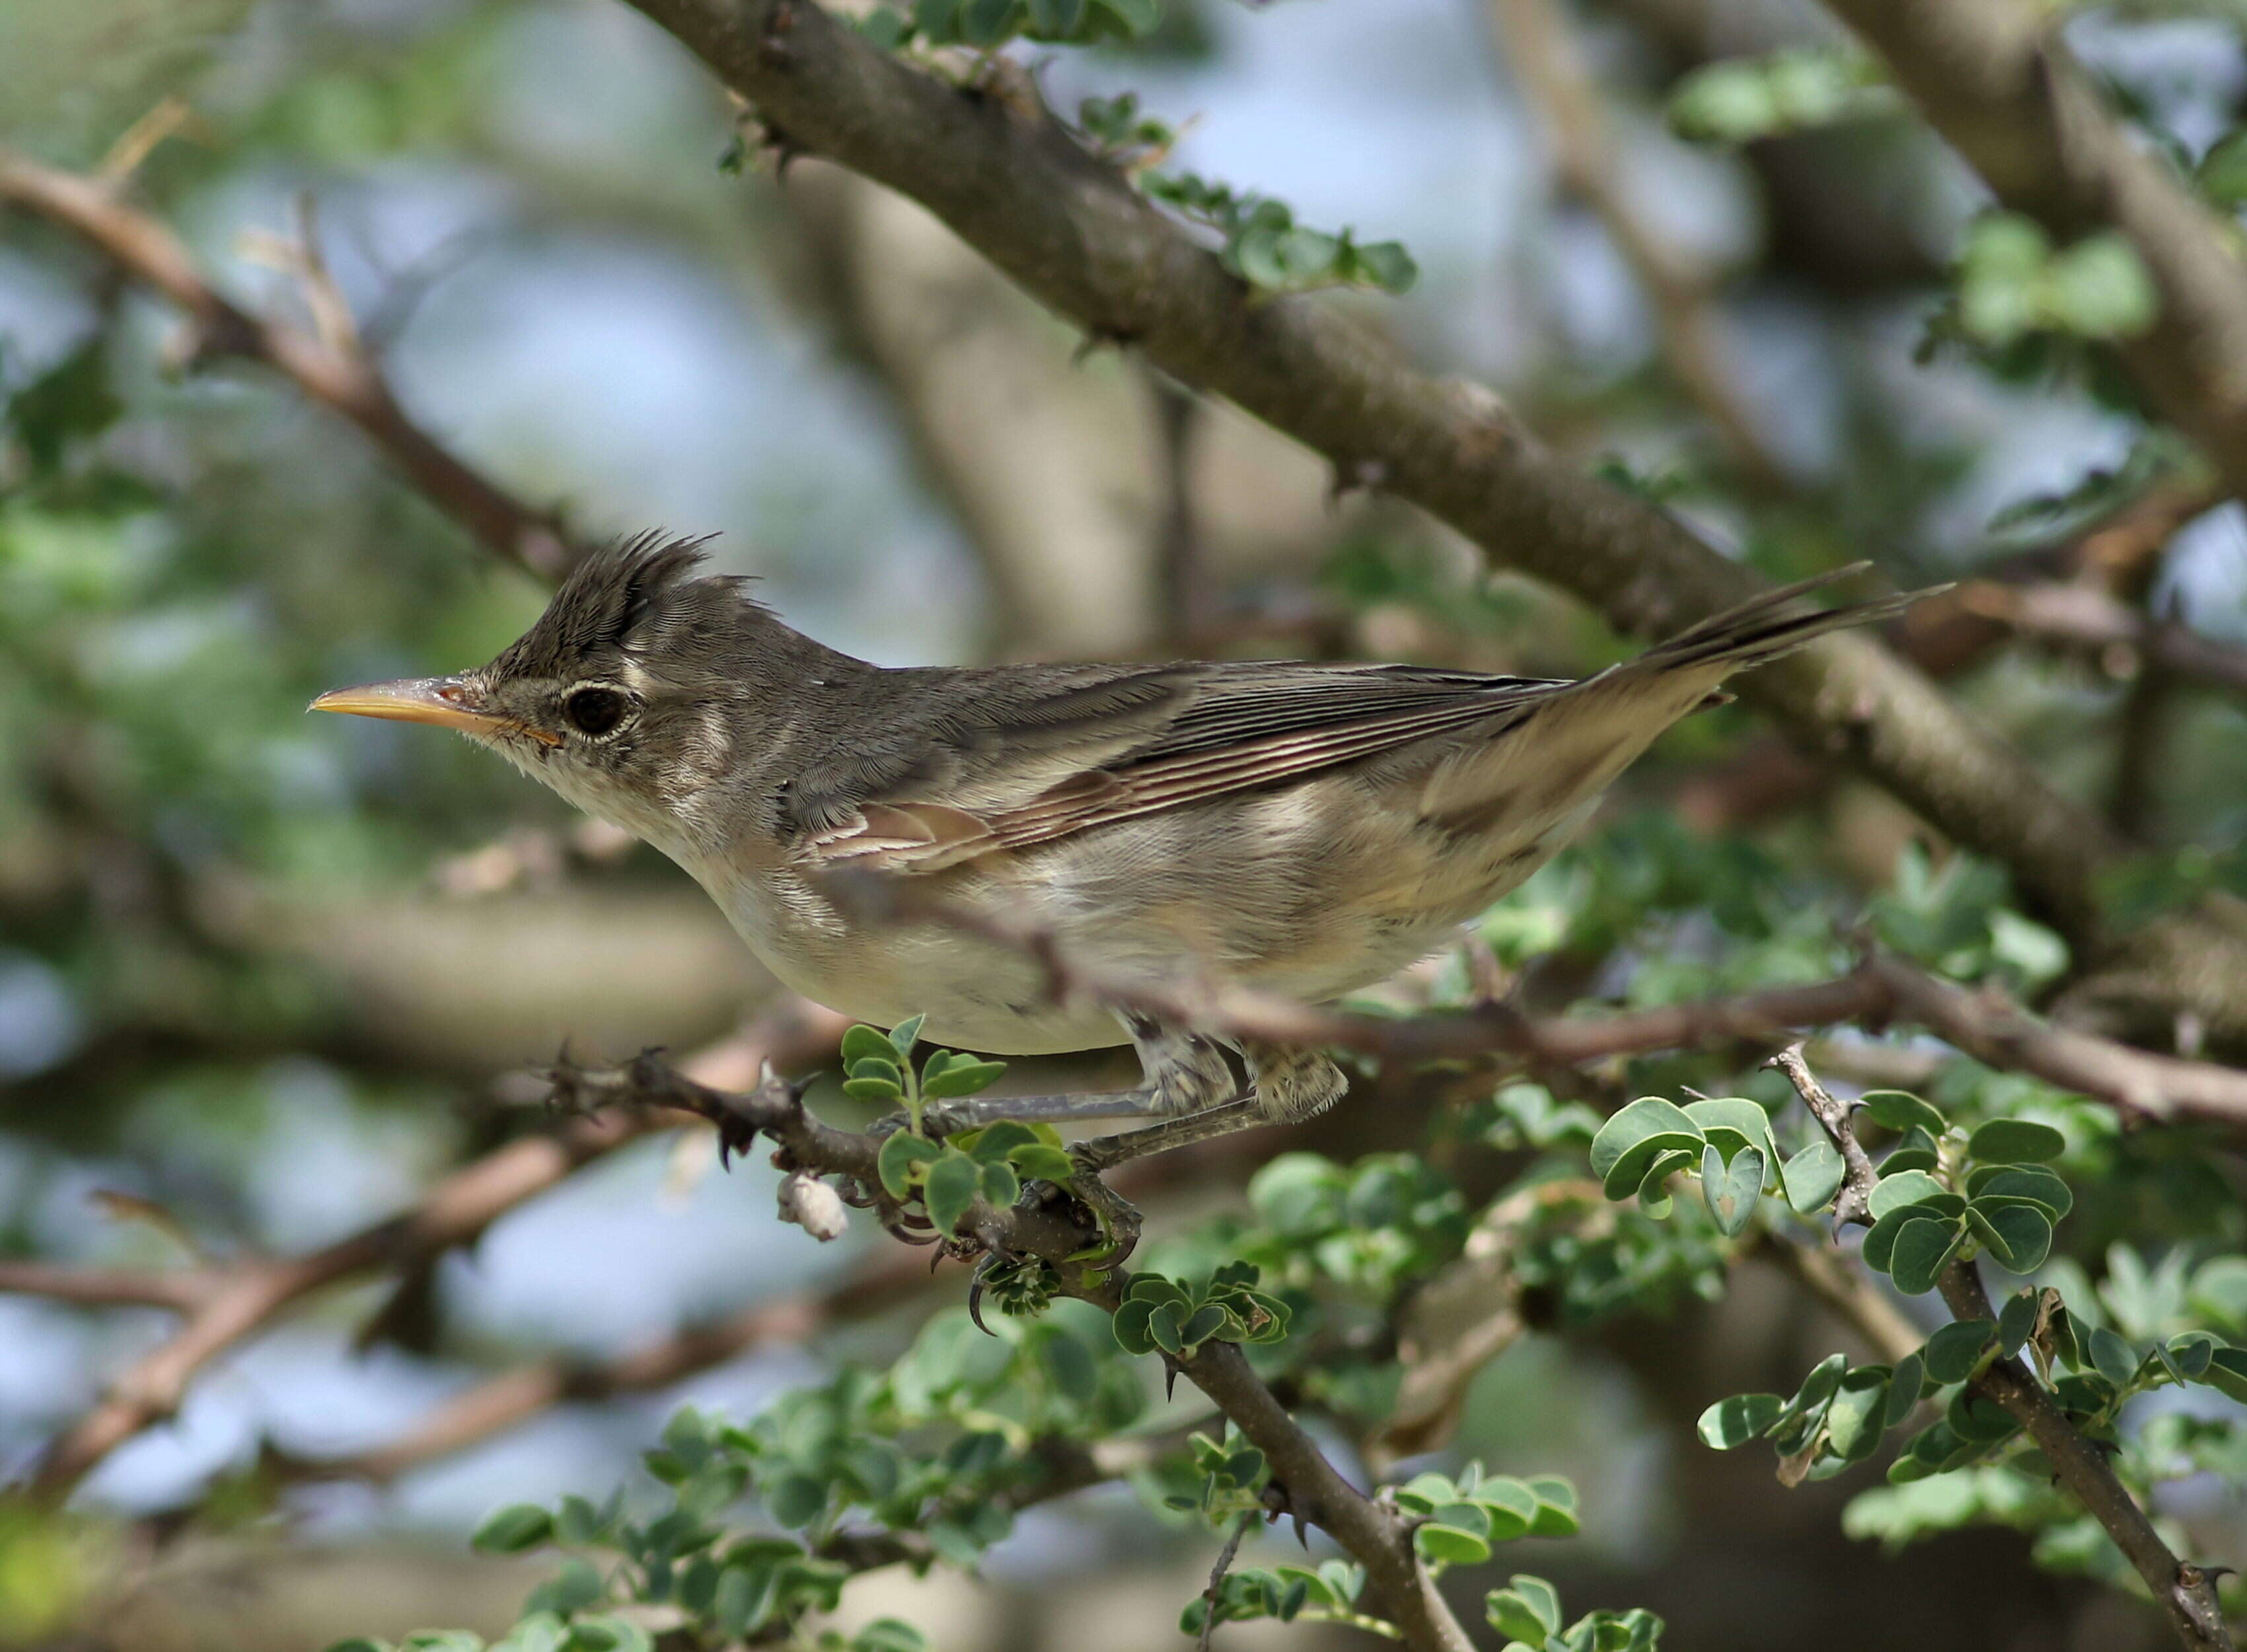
[309, 676, 560, 746]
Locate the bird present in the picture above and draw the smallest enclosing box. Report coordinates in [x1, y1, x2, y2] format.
[313, 532, 1930, 1135]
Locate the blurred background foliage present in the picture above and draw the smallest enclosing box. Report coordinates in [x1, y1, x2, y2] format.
[3, 0, 2247, 1648]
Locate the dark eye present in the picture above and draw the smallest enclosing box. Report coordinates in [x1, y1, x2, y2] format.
[564, 686, 630, 736]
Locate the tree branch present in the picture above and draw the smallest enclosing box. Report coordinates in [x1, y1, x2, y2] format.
[835, 875, 2247, 1130]
[0, 149, 573, 581]
[4, 1011, 840, 1502]
[618, 0, 2154, 972]
[1939, 1263, 2233, 1651]
[566, 1054, 1475, 1652]
[1768, 1048, 2234, 1652]
[1819, 0, 2247, 505]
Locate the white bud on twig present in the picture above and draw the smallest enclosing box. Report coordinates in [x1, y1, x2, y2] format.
[777, 1171, 848, 1242]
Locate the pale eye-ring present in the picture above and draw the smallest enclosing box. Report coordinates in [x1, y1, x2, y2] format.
[563, 684, 632, 737]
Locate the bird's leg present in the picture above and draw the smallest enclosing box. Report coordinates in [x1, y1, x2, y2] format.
[1070, 1096, 1274, 1172]
[919, 1087, 1163, 1135]
[1123, 1014, 1240, 1115]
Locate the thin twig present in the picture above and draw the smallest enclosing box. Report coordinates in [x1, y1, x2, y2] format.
[0, 149, 571, 581]
[1767, 1044, 1878, 1229]
[1938, 1263, 2233, 1651]
[568, 1051, 1473, 1652]
[834, 875, 2247, 1130]
[4, 1009, 841, 1501]
[1487, 0, 1788, 491]
[1198, 1509, 1259, 1652]
[1772, 1046, 2232, 1652]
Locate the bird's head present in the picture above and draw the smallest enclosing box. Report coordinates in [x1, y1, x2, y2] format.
[311, 532, 792, 847]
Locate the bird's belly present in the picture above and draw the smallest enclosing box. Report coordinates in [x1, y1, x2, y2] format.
[710, 880, 1129, 1055]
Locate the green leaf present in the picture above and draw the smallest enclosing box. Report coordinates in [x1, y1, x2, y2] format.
[1701, 1142, 1764, 1237]
[1090, 0, 1160, 35]
[842, 1076, 905, 1104]
[1683, 1096, 1779, 1164]
[1868, 1168, 1950, 1221]
[1921, 1320, 1995, 1386]
[1112, 1299, 1157, 1355]
[1885, 1352, 1925, 1427]
[1966, 1202, 2053, 1274]
[2089, 1326, 2139, 1389]
[923, 1152, 981, 1235]
[525, 1559, 603, 1618]
[1417, 1524, 1492, 1565]
[2044, 235, 2157, 340]
[852, 1620, 929, 1652]
[2199, 129, 2247, 206]
[962, 1121, 1036, 1163]
[1781, 1138, 1844, 1213]
[1525, 1476, 1578, 1537]
[980, 1160, 1020, 1208]
[1350, 240, 1418, 293]
[2201, 1347, 2247, 1405]
[1008, 1143, 1078, 1182]
[1944, 1385, 2020, 1444]
[1697, 1392, 1783, 1449]
[889, 1013, 926, 1059]
[1997, 1289, 2039, 1357]
[1147, 1303, 1184, 1357]
[1589, 1097, 1705, 1201]
[766, 1470, 828, 1528]
[1878, 1126, 1942, 1176]
[878, 1131, 940, 1199]
[1475, 1476, 1539, 1540]
[1888, 1215, 1966, 1295]
[1825, 1366, 1893, 1461]
[841, 1025, 896, 1068]
[1487, 1575, 1561, 1641]
[470, 1503, 552, 1555]
[924, 1059, 1009, 1100]
[1859, 1089, 1948, 1137]
[1964, 1165, 2073, 1219]
[1966, 1119, 2066, 1164]
[2167, 1330, 2218, 1381]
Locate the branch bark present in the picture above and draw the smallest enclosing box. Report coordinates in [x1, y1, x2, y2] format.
[0, 150, 573, 581]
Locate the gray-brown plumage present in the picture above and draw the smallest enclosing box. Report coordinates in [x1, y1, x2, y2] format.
[314, 534, 1933, 1125]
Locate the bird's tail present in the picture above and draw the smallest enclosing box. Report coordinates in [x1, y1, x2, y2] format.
[1633, 562, 1946, 680]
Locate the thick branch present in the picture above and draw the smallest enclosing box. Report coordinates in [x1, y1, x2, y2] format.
[0, 151, 572, 581]
[1820, 0, 2247, 505]
[622, 0, 2137, 961]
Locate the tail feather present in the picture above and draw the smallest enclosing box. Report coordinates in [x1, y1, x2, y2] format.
[1638, 563, 1947, 678]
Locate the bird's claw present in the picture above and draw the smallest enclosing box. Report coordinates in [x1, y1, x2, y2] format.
[1064, 1165, 1142, 1266]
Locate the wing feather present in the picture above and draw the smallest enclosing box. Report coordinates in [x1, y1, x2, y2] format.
[801, 664, 1564, 873]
